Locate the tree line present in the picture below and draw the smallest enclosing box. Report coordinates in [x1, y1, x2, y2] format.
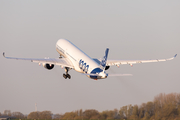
[1, 93, 180, 120]
[0, 110, 25, 119]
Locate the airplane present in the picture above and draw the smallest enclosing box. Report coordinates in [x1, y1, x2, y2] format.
[3, 39, 177, 80]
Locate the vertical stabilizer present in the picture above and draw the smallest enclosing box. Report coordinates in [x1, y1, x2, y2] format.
[100, 48, 109, 70]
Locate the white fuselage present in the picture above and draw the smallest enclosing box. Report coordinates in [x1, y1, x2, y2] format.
[55, 39, 107, 79]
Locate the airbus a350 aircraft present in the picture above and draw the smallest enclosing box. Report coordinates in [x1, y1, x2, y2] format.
[3, 39, 177, 80]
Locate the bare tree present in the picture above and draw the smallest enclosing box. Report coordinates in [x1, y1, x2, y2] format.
[12, 112, 24, 119]
[53, 114, 61, 120]
[131, 105, 138, 120]
[61, 112, 77, 119]
[39, 111, 52, 120]
[83, 109, 100, 119]
[28, 111, 40, 119]
[138, 103, 146, 119]
[3, 110, 11, 116]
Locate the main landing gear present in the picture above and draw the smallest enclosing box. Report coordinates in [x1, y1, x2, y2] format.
[63, 67, 71, 79]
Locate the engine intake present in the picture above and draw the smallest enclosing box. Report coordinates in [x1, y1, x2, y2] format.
[43, 63, 54, 70]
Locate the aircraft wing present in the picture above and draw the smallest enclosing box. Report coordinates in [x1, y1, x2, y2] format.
[3, 52, 74, 68]
[106, 54, 177, 67]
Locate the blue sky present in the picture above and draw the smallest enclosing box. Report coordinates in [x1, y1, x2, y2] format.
[0, 0, 180, 114]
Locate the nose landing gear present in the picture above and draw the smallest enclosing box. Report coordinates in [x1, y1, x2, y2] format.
[63, 67, 71, 79]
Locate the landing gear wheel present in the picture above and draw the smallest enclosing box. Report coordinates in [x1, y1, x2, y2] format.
[67, 74, 71, 79]
[63, 74, 67, 79]
[63, 74, 71, 79]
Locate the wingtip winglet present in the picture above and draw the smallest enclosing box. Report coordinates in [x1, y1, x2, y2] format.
[174, 54, 177, 58]
[3, 52, 5, 57]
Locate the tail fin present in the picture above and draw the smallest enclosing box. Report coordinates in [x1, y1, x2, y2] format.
[100, 48, 109, 70]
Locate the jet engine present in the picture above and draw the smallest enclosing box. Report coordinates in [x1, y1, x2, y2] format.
[43, 63, 54, 70]
[105, 66, 110, 70]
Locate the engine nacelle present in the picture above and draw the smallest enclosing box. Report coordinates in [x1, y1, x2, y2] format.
[43, 63, 54, 70]
[105, 66, 110, 70]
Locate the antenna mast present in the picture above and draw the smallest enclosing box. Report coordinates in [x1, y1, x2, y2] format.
[35, 103, 37, 112]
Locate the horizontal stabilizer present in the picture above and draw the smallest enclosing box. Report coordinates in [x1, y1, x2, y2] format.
[82, 73, 132, 77]
[82, 73, 100, 76]
[108, 74, 133, 76]
[174, 54, 177, 58]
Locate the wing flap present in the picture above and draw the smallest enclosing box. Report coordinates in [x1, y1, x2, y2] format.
[32, 58, 73, 68]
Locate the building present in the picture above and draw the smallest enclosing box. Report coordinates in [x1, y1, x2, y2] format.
[0, 116, 16, 120]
